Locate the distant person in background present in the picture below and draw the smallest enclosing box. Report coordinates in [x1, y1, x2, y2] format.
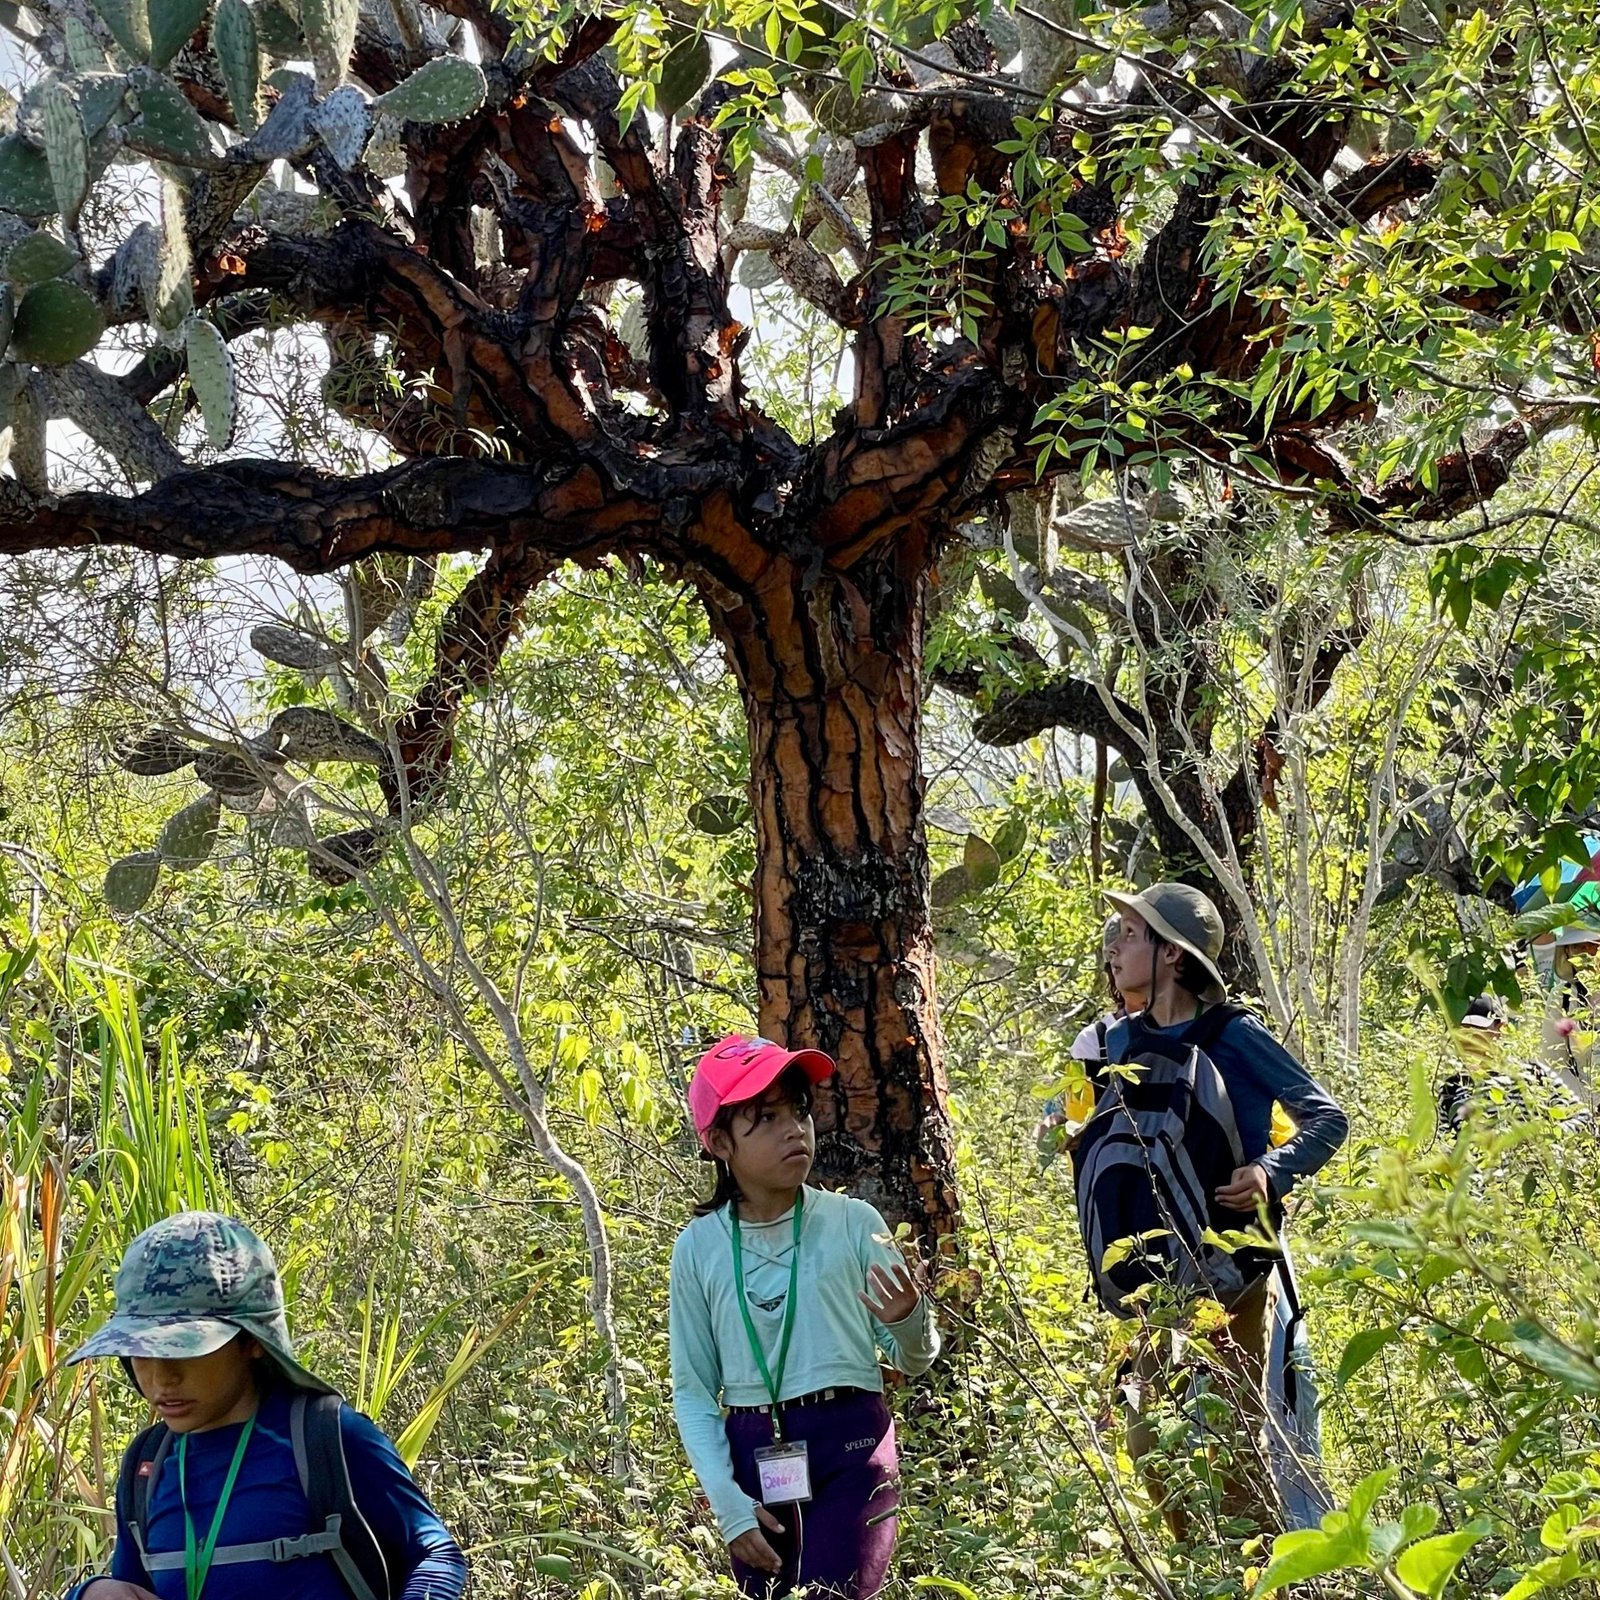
[1035, 916, 1150, 1164]
[1439, 996, 1509, 1133]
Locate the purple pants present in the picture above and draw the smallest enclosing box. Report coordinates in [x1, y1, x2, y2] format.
[725, 1389, 900, 1599]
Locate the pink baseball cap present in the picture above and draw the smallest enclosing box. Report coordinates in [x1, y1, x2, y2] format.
[689, 1034, 835, 1151]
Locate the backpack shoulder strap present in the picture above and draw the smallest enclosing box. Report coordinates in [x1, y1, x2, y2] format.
[117, 1422, 173, 1567]
[1184, 1002, 1251, 1056]
[294, 1393, 392, 1600]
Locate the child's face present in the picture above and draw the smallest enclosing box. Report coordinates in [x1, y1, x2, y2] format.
[1108, 909, 1158, 996]
[130, 1333, 264, 1433]
[711, 1079, 816, 1192]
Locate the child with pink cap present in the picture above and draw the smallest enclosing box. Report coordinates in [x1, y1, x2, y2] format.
[670, 1035, 941, 1599]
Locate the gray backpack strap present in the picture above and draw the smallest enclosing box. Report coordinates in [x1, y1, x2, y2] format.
[142, 1529, 345, 1571]
[298, 1392, 388, 1600]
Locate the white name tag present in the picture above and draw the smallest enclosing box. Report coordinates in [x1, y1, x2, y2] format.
[754, 1441, 812, 1504]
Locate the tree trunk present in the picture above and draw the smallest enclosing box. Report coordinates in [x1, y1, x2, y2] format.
[697, 534, 959, 1246]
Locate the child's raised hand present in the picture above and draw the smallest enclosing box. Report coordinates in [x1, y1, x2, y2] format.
[860, 1260, 925, 1324]
[728, 1505, 787, 1574]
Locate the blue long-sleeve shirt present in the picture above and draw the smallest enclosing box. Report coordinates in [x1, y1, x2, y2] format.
[1105, 1009, 1348, 1199]
[67, 1388, 466, 1600]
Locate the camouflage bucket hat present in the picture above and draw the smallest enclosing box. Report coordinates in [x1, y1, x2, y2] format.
[67, 1212, 334, 1394]
[1105, 882, 1228, 1004]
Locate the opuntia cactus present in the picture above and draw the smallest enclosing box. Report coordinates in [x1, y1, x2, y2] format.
[309, 83, 369, 169]
[64, 16, 108, 70]
[87, 0, 152, 65]
[298, 0, 357, 92]
[307, 823, 386, 884]
[4, 230, 78, 285]
[148, 0, 207, 70]
[250, 621, 339, 670]
[0, 135, 60, 219]
[736, 248, 781, 290]
[253, 0, 303, 57]
[11, 278, 106, 364]
[68, 72, 130, 141]
[114, 727, 196, 773]
[127, 67, 221, 166]
[211, 0, 261, 132]
[348, 551, 407, 637]
[104, 850, 161, 912]
[193, 747, 265, 796]
[266, 704, 385, 764]
[374, 57, 487, 125]
[137, 178, 192, 334]
[184, 315, 236, 447]
[156, 791, 221, 869]
[38, 82, 88, 223]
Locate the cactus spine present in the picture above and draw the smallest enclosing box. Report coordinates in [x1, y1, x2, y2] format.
[212, 0, 262, 132]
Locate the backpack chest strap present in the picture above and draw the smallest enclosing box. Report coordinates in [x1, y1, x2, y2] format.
[139, 1515, 346, 1571]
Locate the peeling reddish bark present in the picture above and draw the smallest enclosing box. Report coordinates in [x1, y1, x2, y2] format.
[698, 530, 958, 1240]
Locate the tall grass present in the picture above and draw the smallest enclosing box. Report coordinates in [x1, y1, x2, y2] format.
[1, 941, 227, 1598]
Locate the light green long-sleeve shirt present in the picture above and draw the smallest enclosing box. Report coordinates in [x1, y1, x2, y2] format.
[668, 1184, 940, 1542]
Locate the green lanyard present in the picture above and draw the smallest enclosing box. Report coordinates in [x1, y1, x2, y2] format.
[179, 1413, 256, 1600]
[730, 1189, 805, 1436]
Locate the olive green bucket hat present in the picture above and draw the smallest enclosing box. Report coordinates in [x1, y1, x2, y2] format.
[1105, 881, 1228, 1004]
[68, 1211, 334, 1394]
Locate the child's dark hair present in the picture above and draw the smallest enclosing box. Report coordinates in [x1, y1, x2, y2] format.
[1149, 930, 1214, 998]
[694, 1065, 815, 1216]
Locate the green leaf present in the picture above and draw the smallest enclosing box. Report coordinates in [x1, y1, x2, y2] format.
[1510, 1321, 1600, 1394]
[657, 29, 713, 118]
[1394, 1521, 1492, 1598]
[1255, 1524, 1371, 1594]
[1349, 1466, 1400, 1526]
[1337, 1325, 1401, 1386]
[1513, 902, 1596, 940]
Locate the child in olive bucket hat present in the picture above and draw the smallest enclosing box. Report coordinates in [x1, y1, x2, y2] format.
[64, 1212, 466, 1600]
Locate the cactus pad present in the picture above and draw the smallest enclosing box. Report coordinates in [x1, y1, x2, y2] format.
[10, 278, 105, 364]
[149, 0, 207, 69]
[4, 230, 77, 285]
[374, 56, 486, 125]
[185, 315, 236, 447]
[72, 71, 132, 140]
[193, 747, 265, 795]
[157, 792, 221, 869]
[254, 0, 303, 56]
[0, 136, 60, 219]
[736, 247, 781, 290]
[38, 81, 88, 222]
[299, 0, 357, 91]
[0, 292, 14, 371]
[88, 0, 152, 64]
[104, 850, 161, 912]
[127, 66, 221, 166]
[309, 83, 369, 168]
[656, 31, 712, 118]
[137, 178, 192, 334]
[114, 726, 197, 773]
[266, 704, 384, 765]
[250, 621, 338, 670]
[211, 0, 261, 132]
[307, 823, 385, 884]
[64, 16, 108, 69]
[348, 551, 407, 637]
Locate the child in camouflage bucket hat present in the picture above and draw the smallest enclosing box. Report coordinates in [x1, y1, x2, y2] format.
[64, 1212, 467, 1600]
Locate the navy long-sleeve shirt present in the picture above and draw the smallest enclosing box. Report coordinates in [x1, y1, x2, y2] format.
[1106, 1009, 1349, 1199]
[68, 1388, 466, 1600]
